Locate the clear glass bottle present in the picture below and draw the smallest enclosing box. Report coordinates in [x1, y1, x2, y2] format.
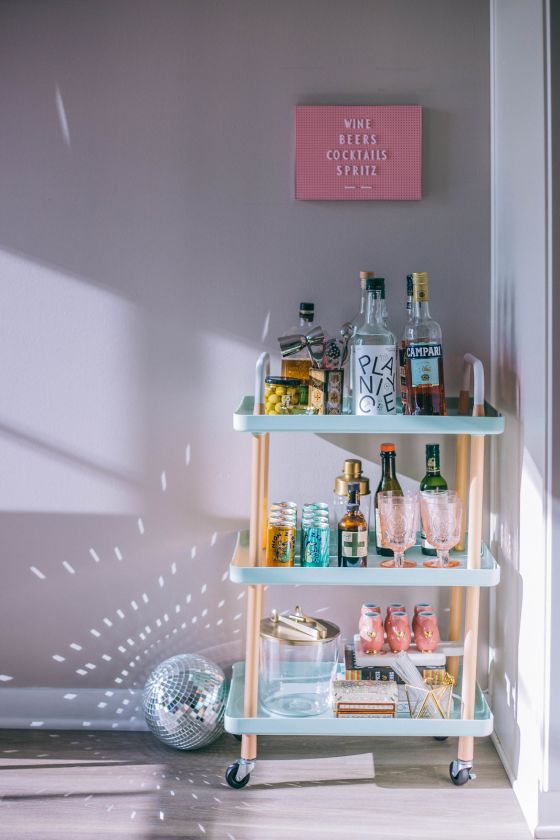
[419, 443, 448, 556]
[374, 443, 403, 556]
[399, 275, 413, 413]
[337, 483, 368, 568]
[347, 272, 374, 412]
[403, 272, 446, 415]
[351, 278, 397, 415]
[350, 271, 374, 334]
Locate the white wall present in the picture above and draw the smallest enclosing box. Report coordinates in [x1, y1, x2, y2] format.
[490, 0, 559, 835]
[0, 0, 490, 727]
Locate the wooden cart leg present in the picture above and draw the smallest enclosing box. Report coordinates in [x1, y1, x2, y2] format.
[455, 432, 469, 552]
[448, 423, 470, 681]
[241, 433, 266, 766]
[456, 433, 485, 778]
[241, 583, 264, 762]
[260, 433, 270, 558]
[447, 586, 463, 683]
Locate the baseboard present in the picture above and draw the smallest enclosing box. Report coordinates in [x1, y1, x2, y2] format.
[491, 730, 516, 787]
[0, 687, 148, 731]
[535, 828, 560, 839]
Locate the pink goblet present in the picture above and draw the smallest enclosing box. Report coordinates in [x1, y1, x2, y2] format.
[377, 492, 419, 569]
[420, 491, 463, 568]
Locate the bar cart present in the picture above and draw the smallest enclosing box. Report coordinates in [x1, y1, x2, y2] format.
[224, 353, 503, 788]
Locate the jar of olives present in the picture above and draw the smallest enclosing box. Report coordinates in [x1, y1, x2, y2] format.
[264, 377, 302, 415]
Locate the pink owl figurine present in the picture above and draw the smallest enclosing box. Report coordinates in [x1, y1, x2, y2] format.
[359, 611, 384, 654]
[412, 603, 434, 635]
[386, 611, 411, 653]
[384, 603, 406, 633]
[361, 602, 381, 616]
[414, 611, 440, 653]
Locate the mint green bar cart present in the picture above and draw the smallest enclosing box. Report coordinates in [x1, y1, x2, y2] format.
[224, 352, 503, 789]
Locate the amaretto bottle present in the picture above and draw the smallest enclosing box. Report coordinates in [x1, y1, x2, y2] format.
[403, 272, 446, 415]
[351, 277, 396, 415]
[280, 302, 315, 383]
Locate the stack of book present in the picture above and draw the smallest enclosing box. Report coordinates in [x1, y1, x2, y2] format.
[344, 644, 446, 684]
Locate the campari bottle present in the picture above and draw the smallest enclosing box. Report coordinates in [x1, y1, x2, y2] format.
[403, 272, 446, 415]
[351, 278, 396, 415]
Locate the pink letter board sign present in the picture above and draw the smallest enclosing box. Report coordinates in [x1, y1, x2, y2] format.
[295, 105, 422, 201]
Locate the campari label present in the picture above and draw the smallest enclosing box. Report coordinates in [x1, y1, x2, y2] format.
[406, 343, 442, 387]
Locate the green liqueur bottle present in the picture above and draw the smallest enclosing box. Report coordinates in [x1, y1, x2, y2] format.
[420, 443, 448, 556]
[374, 443, 403, 556]
[338, 483, 368, 568]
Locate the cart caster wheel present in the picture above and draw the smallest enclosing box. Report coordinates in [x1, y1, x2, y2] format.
[434, 736, 448, 741]
[225, 762, 251, 789]
[449, 760, 475, 786]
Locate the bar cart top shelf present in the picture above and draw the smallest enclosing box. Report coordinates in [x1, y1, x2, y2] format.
[233, 396, 504, 435]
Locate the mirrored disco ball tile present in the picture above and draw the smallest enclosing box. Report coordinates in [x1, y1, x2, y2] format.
[143, 654, 226, 750]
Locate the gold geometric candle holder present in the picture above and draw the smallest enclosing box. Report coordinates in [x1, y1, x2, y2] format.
[405, 671, 455, 719]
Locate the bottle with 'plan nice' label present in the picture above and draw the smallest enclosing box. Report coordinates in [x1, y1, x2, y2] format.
[351, 277, 396, 415]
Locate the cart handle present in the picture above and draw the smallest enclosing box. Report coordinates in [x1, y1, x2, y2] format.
[254, 352, 270, 416]
[459, 354, 485, 416]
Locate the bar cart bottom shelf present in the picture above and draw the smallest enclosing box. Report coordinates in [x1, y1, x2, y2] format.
[225, 662, 493, 738]
[224, 663, 492, 788]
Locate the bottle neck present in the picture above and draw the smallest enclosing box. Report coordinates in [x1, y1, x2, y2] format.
[411, 299, 431, 320]
[347, 489, 360, 510]
[365, 290, 384, 325]
[381, 454, 396, 480]
[299, 315, 314, 329]
[359, 281, 367, 314]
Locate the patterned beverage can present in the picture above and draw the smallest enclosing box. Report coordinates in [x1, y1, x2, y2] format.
[266, 522, 296, 567]
[301, 522, 330, 567]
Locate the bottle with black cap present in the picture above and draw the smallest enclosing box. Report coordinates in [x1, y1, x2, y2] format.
[338, 482, 368, 567]
[281, 302, 315, 394]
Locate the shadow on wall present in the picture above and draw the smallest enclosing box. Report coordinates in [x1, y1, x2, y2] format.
[490, 276, 524, 782]
[0, 0, 491, 730]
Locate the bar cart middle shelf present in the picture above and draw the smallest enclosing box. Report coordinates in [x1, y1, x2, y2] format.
[224, 353, 503, 790]
[230, 529, 500, 587]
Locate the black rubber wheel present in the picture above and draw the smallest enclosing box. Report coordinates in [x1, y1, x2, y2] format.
[449, 762, 471, 786]
[434, 736, 448, 741]
[232, 734, 242, 742]
[225, 762, 250, 789]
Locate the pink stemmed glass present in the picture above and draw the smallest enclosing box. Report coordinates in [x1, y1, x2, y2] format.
[377, 492, 419, 569]
[420, 491, 463, 568]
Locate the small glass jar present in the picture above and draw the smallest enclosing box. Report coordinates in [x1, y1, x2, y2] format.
[264, 377, 302, 415]
[259, 606, 340, 716]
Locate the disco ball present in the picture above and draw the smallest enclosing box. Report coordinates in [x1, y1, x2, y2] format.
[143, 654, 226, 750]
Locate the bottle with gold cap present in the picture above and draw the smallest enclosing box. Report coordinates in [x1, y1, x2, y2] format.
[403, 272, 446, 415]
[374, 443, 403, 556]
[333, 458, 371, 531]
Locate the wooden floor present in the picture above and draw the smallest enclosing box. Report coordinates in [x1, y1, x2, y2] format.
[0, 730, 531, 839]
